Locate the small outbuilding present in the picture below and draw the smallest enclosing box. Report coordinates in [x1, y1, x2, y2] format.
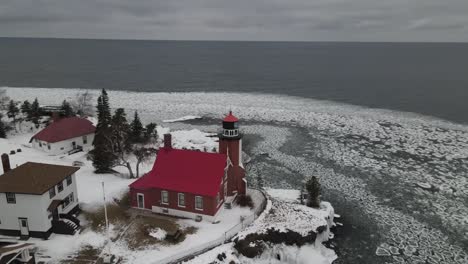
[30, 117, 95, 155]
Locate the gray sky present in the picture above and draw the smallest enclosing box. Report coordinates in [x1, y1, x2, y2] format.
[1, 0, 467, 42]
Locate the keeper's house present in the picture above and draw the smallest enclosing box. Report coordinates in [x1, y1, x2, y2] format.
[129, 111, 246, 222]
[30, 117, 95, 155]
[0, 154, 81, 239]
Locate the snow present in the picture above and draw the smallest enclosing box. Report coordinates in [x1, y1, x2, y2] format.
[4, 87, 468, 263]
[0, 121, 227, 263]
[185, 189, 337, 264]
[148, 228, 167, 241]
[163, 115, 202, 123]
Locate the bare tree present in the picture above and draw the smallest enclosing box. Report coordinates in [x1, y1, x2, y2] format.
[72, 90, 94, 116]
[133, 147, 157, 178]
[0, 89, 10, 111]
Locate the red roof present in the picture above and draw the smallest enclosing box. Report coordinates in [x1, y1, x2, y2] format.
[223, 111, 239, 122]
[130, 148, 227, 197]
[32, 117, 95, 143]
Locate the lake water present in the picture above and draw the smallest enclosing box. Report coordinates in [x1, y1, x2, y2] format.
[1, 38, 468, 124]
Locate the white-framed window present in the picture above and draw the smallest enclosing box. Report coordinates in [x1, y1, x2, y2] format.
[62, 192, 74, 209]
[178, 193, 185, 207]
[57, 182, 64, 193]
[47, 143, 51, 150]
[83, 135, 88, 144]
[66, 175, 72, 186]
[137, 193, 145, 208]
[6, 193, 16, 204]
[161, 190, 169, 205]
[49, 187, 56, 198]
[195, 196, 203, 210]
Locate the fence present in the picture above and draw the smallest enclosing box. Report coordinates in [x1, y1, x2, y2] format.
[155, 189, 267, 264]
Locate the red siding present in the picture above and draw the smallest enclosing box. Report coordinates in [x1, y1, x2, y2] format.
[130, 187, 223, 216]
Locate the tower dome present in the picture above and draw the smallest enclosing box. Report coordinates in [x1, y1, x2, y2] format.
[221, 111, 240, 138]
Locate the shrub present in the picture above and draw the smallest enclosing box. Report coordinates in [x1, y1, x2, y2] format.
[236, 194, 254, 208]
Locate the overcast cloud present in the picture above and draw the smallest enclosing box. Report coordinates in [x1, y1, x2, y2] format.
[0, 0, 467, 41]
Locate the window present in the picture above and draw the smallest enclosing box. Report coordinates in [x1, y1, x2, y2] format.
[83, 135, 88, 144]
[39, 142, 42, 147]
[195, 196, 203, 210]
[178, 193, 185, 207]
[6, 193, 16, 204]
[66, 175, 72, 186]
[47, 143, 51, 150]
[57, 182, 64, 193]
[49, 187, 56, 199]
[62, 193, 74, 208]
[161, 191, 169, 205]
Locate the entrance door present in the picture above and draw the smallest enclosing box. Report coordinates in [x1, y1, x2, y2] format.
[18, 218, 29, 237]
[52, 208, 59, 221]
[137, 193, 145, 209]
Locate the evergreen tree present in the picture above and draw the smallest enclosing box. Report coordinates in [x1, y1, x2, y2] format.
[91, 89, 114, 173]
[305, 176, 321, 208]
[30, 98, 41, 126]
[20, 100, 31, 119]
[130, 111, 144, 143]
[60, 100, 75, 117]
[144, 123, 158, 142]
[7, 100, 19, 121]
[0, 114, 6, 138]
[110, 108, 134, 177]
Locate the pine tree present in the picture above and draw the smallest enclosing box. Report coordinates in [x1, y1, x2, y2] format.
[0, 114, 6, 138]
[305, 176, 321, 208]
[20, 100, 31, 119]
[60, 100, 75, 117]
[7, 100, 19, 120]
[144, 123, 158, 143]
[91, 89, 114, 173]
[130, 111, 144, 143]
[110, 108, 134, 177]
[30, 98, 41, 126]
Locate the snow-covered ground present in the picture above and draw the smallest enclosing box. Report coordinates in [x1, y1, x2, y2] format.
[0, 120, 248, 263]
[184, 189, 337, 264]
[3, 87, 468, 263]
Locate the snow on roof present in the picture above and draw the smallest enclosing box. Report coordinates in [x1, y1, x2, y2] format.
[130, 148, 227, 197]
[31, 117, 95, 143]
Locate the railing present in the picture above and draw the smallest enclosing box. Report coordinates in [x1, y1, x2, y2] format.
[155, 189, 267, 264]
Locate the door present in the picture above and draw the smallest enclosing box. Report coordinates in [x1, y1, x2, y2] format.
[18, 218, 29, 237]
[52, 208, 59, 221]
[72, 141, 76, 149]
[137, 193, 145, 209]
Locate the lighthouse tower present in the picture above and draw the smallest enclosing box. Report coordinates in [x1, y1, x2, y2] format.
[219, 111, 246, 196]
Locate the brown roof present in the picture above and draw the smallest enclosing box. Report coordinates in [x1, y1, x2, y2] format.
[0, 162, 79, 195]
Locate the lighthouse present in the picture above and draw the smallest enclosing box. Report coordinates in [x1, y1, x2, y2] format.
[219, 111, 246, 196]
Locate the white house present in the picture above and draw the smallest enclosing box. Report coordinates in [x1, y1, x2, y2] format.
[30, 116, 95, 155]
[0, 154, 81, 239]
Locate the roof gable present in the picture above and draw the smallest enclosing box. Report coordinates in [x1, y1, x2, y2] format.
[0, 162, 79, 195]
[130, 149, 227, 197]
[32, 117, 95, 143]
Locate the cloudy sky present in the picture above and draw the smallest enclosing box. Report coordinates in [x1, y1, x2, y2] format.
[1, 0, 467, 42]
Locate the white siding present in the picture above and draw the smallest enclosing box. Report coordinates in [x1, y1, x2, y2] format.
[0, 173, 79, 233]
[32, 133, 95, 155]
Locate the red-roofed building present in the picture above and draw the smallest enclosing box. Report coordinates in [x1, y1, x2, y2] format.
[129, 112, 246, 222]
[30, 117, 95, 155]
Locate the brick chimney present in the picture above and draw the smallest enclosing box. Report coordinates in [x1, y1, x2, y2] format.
[51, 111, 61, 122]
[1, 153, 11, 173]
[164, 134, 172, 149]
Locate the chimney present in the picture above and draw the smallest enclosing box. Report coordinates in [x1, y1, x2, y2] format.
[164, 134, 172, 149]
[51, 111, 60, 122]
[1, 153, 11, 173]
